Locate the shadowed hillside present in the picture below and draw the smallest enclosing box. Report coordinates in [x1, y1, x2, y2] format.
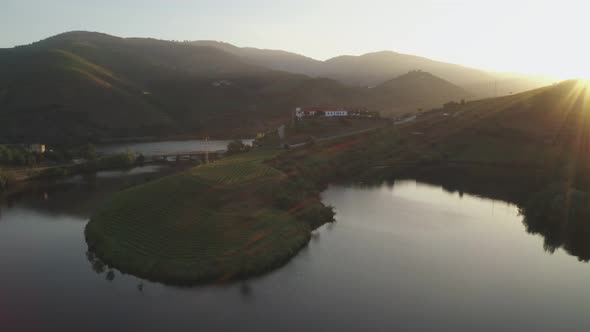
[407, 80, 590, 163]
[366, 71, 471, 115]
[322, 51, 492, 87]
[191, 40, 324, 77]
[0, 31, 475, 143]
[192, 41, 554, 96]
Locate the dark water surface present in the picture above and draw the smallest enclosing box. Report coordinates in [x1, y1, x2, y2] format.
[1, 178, 590, 331]
[96, 139, 254, 156]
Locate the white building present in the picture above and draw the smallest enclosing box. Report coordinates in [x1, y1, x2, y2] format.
[324, 110, 348, 117]
[295, 107, 349, 118]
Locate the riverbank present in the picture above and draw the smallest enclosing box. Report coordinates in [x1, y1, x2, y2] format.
[85, 149, 333, 284]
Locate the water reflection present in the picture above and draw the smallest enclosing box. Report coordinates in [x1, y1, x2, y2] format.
[86, 247, 150, 293]
[85, 242, 260, 300]
[86, 249, 106, 274]
[106, 270, 116, 282]
[0, 165, 184, 219]
[239, 283, 253, 301]
[522, 206, 590, 262]
[96, 139, 254, 156]
[400, 167, 590, 263]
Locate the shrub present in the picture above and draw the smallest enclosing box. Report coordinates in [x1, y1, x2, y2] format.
[0, 171, 6, 192]
[296, 204, 335, 229]
[137, 153, 145, 166]
[99, 150, 137, 169]
[79, 144, 97, 161]
[0, 170, 16, 192]
[0, 145, 36, 166]
[226, 140, 250, 155]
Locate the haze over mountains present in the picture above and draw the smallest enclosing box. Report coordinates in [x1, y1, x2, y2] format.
[0, 31, 552, 142]
[193, 40, 555, 95]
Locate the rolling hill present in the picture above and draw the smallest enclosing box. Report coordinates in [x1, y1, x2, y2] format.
[369, 78, 590, 211]
[408, 79, 590, 157]
[193, 41, 555, 96]
[0, 31, 474, 143]
[191, 40, 323, 77]
[365, 71, 471, 114]
[322, 51, 493, 87]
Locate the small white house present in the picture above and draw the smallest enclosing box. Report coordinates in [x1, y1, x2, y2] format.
[324, 110, 348, 117]
[295, 107, 305, 118]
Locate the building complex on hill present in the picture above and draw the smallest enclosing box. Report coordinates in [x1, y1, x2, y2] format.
[295, 107, 379, 119]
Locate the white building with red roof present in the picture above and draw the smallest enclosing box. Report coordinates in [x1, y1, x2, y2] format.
[295, 107, 349, 118]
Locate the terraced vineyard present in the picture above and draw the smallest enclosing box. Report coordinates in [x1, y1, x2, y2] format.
[85, 150, 325, 284]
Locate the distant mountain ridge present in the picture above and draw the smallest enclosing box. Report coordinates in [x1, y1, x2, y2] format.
[191, 40, 555, 96]
[0, 31, 526, 142]
[191, 40, 323, 77]
[366, 70, 471, 112]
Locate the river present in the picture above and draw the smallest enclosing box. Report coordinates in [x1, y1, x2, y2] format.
[96, 139, 254, 156]
[2, 175, 590, 331]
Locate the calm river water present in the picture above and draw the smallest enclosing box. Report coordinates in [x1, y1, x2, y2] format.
[2, 176, 590, 331]
[96, 139, 254, 155]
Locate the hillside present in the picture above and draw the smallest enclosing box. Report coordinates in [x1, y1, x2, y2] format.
[193, 42, 554, 95]
[366, 71, 471, 115]
[0, 31, 475, 143]
[406, 80, 590, 161]
[191, 40, 323, 77]
[0, 31, 263, 142]
[321, 52, 555, 96]
[85, 149, 333, 284]
[322, 51, 492, 87]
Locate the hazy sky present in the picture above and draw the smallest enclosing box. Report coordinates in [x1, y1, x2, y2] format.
[2, 0, 589, 78]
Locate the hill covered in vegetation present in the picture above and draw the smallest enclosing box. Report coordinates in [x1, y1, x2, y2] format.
[194, 41, 554, 96]
[85, 149, 333, 284]
[0, 31, 472, 143]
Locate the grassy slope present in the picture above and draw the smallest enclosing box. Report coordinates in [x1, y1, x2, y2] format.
[366, 71, 472, 115]
[402, 80, 590, 172]
[85, 150, 330, 284]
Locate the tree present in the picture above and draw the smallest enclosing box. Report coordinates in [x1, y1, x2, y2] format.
[0, 170, 7, 191]
[226, 140, 248, 155]
[80, 144, 97, 161]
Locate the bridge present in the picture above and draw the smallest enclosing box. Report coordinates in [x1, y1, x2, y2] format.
[145, 150, 226, 163]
